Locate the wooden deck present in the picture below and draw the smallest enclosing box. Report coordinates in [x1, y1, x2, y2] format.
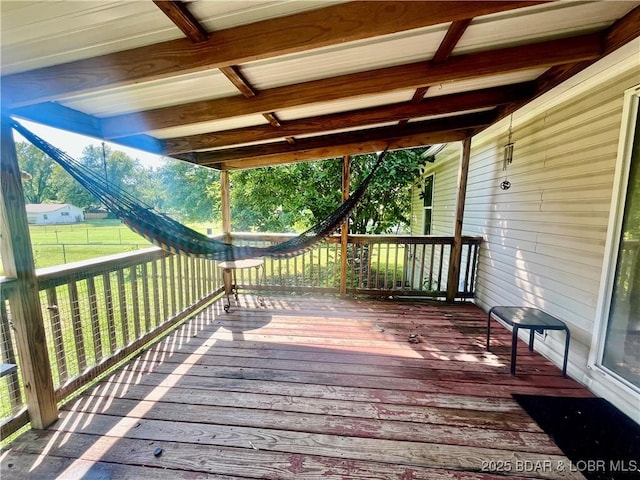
[1, 294, 591, 479]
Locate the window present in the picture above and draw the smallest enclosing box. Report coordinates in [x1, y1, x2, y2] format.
[602, 100, 640, 388]
[594, 85, 640, 391]
[420, 174, 434, 235]
[60, 211, 69, 216]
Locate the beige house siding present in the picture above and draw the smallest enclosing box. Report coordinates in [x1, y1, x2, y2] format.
[412, 40, 639, 419]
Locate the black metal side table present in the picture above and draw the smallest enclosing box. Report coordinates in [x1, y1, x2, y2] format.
[487, 306, 570, 377]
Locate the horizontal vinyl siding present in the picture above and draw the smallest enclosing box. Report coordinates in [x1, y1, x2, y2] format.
[467, 66, 639, 376]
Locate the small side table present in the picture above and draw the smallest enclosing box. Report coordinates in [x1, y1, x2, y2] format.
[218, 258, 266, 312]
[0, 363, 17, 378]
[487, 306, 570, 376]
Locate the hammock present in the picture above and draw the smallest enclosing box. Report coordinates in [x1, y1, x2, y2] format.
[11, 118, 386, 261]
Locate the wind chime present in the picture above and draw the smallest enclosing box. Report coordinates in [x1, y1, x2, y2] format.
[500, 115, 514, 190]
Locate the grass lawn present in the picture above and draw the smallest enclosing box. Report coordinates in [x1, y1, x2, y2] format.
[0, 219, 218, 271]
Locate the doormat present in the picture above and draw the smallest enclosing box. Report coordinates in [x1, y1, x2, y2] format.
[512, 394, 640, 480]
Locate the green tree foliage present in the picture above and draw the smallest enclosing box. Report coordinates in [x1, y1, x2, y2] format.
[158, 160, 221, 223]
[230, 148, 425, 234]
[52, 144, 144, 209]
[15, 142, 57, 204]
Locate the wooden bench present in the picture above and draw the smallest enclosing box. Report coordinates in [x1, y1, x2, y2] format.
[486, 306, 570, 377]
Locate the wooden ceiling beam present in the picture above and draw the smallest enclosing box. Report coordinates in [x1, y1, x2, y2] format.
[187, 110, 496, 168]
[403, 18, 472, 121]
[163, 83, 532, 154]
[1, 1, 543, 108]
[100, 33, 601, 138]
[208, 130, 469, 171]
[153, 0, 208, 43]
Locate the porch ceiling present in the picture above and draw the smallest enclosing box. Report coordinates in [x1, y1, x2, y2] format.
[2, 1, 639, 170]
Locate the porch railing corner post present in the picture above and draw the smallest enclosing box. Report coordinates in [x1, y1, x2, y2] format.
[0, 116, 58, 429]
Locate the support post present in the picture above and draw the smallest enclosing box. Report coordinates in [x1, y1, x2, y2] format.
[339, 155, 350, 296]
[220, 170, 232, 290]
[220, 170, 231, 242]
[446, 136, 472, 302]
[0, 116, 58, 428]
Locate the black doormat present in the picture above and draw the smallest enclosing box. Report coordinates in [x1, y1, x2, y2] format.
[513, 394, 640, 480]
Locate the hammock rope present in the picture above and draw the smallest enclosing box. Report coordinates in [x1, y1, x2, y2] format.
[11, 118, 386, 261]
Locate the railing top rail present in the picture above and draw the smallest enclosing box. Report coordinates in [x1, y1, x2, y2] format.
[227, 232, 482, 244]
[37, 247, 170, 289]
[0, 276, 17, 301]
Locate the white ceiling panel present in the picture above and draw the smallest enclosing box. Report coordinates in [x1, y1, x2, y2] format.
[0, 1, 179, 74]
[150, 114, 269, 140]
[423, 69, 547, 99]
[241, 24, 448, 90]
[277, 90, 415, 121]
[60, 70, 239, 117]
[0, 0, 342, 75]
[456, 1, 640, 54]
[191, 0, 347, 32]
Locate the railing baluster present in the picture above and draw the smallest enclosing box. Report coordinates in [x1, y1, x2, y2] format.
[45, 287, 67, 384]
[116, 269, 130, 345]
[394, 243, 400, 290]
[102, 273, 117, 354]
[67, 280, 86, 372]
[190, 257, 197, 303]
[152, 260, 161, 327]
[384, 242, 390, 289]
[130, 265, 141, 339]
[169, 256, 177, 316]
[418, 243, 426, 293]
[374, 242, 380, 289]
[464, 242, 472, 294]
[437, 244, 445, 291]
[176, 256, 184, 312]
[428, 244, 435, 292]
[86, 277, 102, 362]
[1, 300, 24, 410]
[141, 262, 151, 332]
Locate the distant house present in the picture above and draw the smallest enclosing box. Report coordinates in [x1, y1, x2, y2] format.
[26, 203, 84, 224]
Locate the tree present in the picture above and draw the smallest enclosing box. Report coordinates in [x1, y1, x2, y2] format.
[229, 148, 425, 234]
[53, 144, 145, 209]
[158, 160, 221, 223]
[16, 142, 57, 204]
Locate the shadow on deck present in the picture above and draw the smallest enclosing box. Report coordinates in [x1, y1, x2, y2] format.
[1, 294, 591, 479]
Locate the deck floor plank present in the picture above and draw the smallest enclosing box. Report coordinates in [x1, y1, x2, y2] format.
[2, 295, 589, 479]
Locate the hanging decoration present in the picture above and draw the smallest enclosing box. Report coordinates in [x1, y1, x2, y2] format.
[500, 115, 514, 190]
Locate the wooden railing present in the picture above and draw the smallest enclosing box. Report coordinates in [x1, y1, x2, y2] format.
[1, 234, 481, 439]
[226, 233, 482, 298]
[0, 248, 223, 438]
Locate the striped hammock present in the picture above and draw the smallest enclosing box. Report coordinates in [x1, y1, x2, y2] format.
[11, 118, 386, 261]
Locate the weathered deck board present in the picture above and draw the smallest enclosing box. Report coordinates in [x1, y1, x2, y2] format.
[1, 295, 589, 479]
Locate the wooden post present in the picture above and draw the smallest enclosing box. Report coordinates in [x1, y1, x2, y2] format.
[446, 136, 472, 302]
[0, 117, 58, 428]
[220, 170, 232, 289]
[220, 170, 231, 242]
[339, 155, 350, 296]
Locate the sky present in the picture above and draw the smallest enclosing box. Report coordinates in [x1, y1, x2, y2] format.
[13, 119, 167, 169]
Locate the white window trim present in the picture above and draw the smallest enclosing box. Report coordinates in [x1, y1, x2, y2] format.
[422, 173, 434, 236]
[589, 84, 640, 397]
